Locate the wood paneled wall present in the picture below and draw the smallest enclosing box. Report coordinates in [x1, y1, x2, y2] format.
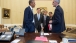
[0, 0, 76, 24]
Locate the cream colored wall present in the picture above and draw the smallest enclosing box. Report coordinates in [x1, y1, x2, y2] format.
[0, 0, 28, 24]
[60, 0, 76, 24]
[0, 0, 1, 24]
[0, 7, 2, 24]
[34, 0, 55, 14]
[0, 0, 76, 24]
[0, 0, 1, 6]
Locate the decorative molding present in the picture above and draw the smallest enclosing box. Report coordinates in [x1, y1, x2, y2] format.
[0, 7, 2, 24]
[35, 0, 52, 1]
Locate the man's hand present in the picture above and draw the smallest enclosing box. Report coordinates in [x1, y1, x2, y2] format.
[35, 28, 38, 33]
[41, 27, 44, 31]
[49, 20, 52, 23]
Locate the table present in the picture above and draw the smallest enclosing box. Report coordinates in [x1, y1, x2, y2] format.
[0, 33, 62, 43]
[0, 33, 76, 43]
[24, 33, 62, 43]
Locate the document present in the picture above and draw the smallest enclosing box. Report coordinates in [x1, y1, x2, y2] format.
[5, 32, 13, 34]
[13, 27, 20, 32]
[49, 40, 57, 43]
[35, 37, 48, 41]
[44, 33, 49, 35]
[11, 39, 21, 43]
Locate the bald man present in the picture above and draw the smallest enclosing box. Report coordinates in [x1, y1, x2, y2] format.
[49, 0, 66, 33]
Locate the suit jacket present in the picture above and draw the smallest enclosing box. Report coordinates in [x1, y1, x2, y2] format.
[23, 6, 35, 32]
[34, 14, 43, 29]
[46, 16, 52, 26]
[52, 5, 66, 33]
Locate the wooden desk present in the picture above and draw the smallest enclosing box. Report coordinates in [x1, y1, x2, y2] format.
[0, 33, 62, 43]
[24, 33, 62, 43]
[0, 33, 76, 43]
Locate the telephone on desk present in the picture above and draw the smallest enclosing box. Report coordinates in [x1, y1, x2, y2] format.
[0, 31, 15, 42]
[9, 26, 25, 36]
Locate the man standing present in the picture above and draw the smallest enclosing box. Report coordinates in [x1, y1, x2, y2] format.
[49, 0, 66, 33]
[34, 8, 43, 32]
[23, 0, 35, 33]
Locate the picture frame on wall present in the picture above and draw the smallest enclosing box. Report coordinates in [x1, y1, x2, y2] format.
[2, 8, 10, 19]
[40, 7, 47, 11]
[40, 7, 47, 14]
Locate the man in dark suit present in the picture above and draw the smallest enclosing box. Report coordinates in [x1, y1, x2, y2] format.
[34, 8, 43, 32]
[23, 0, 35, 33]
[49, 0, 66, 33]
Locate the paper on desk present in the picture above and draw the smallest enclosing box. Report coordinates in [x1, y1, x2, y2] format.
[13, 28, 20, 32]
[35, 37, 48, 41]
[1, 35, 6, 38]
[60, 42, 63, 43]
[44, 33, 49, 35]
[11, 39, 21, 43]
[60, 42, 69, 43]
[5, 32, 12, 34]
[49, 40, 57, 43]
